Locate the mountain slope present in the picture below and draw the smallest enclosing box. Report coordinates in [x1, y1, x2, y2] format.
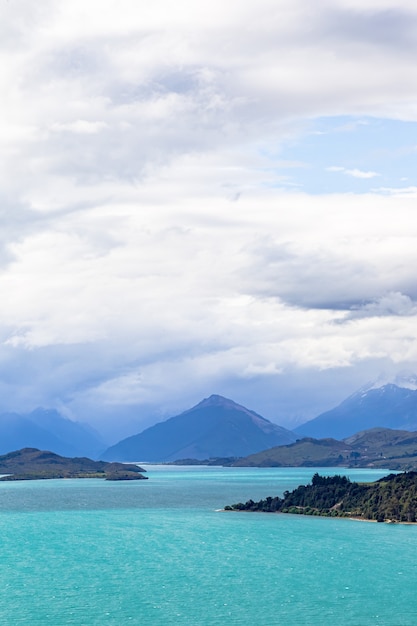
[27, 408, 105, 457]
[101, 394, 297, 462]
[233, 437, 354, 467]
[295, 382, 417, 440]
[234, 427, 417, 470]
[0, 409, 105, 458]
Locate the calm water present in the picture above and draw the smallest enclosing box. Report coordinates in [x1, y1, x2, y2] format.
[0, 466, 416, 625]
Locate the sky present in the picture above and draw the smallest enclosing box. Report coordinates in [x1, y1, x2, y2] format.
[1, 0, 417, 442]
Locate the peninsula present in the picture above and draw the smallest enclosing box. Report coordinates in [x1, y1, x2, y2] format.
[0, 448, 148, 481]
[225, 471, 417, 523]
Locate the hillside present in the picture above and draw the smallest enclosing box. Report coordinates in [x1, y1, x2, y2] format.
[101, 394, 297, 462]
[233, 437, 354, 467]
[0, 448, 147, 481]
[295, 381, 417, 440]
[233, 427, 417, 470]
[225, 472, 417, 523]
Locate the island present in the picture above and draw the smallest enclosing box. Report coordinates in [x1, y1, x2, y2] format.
[0, 448, 148, 481]
[225, 471, 417, 523]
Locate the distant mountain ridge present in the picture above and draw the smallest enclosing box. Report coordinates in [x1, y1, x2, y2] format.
[101, 394, 297, 462]
[295, 379, 417, 440]
[0, 409, 105, 458]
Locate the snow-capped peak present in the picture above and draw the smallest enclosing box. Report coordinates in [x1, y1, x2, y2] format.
[360, 371, 417, 394]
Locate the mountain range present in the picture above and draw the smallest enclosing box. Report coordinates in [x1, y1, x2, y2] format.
[100, 394, 297, 462]
[0, 408, 105, 458]
[295, 377, 417, 440]
[3, 375, 417, 463]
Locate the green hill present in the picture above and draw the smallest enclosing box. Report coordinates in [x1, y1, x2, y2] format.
[233, 437, 353, 467]
[233, 427, 417, 470]
[225, 472, 417, 523]
[0, 448, 147, 481]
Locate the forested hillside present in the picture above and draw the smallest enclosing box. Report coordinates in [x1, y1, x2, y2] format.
[225, 472, 417, 523]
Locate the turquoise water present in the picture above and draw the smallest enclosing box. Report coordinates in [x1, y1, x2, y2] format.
[0, 466, 416, 625]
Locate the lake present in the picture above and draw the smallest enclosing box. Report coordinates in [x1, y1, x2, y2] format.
[0, 465, 416, 625]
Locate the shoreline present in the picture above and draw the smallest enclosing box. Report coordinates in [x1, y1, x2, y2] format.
[222, 509, 417, 525]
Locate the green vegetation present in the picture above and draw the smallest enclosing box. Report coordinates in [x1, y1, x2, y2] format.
[233, 438, 351, 467]
[232, 428, 417, 470]
[225, 472, 417, 523]
[0, 448, 148, 481]
[167, 457, 238, 466]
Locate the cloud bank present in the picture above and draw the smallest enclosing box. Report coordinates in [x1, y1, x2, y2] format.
[1, 0, 417, 439]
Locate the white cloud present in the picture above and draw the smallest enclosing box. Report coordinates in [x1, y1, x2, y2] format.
[1, 0, 417, 431]
[327, 166, 380, 178]
[345, 292, 416, 320]
[345, 169, 380, 178]
[50, 120, 108, 134]
[372, 186, 417, 196]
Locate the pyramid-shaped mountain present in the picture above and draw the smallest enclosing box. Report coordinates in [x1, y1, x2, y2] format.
[295, 380, 417, 440]
[101, 394, 297, 462]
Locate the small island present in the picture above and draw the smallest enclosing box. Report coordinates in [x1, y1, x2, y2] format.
[0, 448, 148, 481]
[225, 472, 417, 523]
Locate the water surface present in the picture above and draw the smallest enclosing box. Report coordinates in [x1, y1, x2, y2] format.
[0, 466, 415, 625]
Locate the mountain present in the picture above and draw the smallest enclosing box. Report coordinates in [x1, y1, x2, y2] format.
[234, 427, 417, 471]
[294, 377, 417, 440]
[0, 448, 147, 481]
[101, 394, 297, 462]
[0, 409, 105, 458]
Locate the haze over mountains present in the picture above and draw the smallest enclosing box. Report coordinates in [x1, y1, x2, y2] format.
[2, 375, 417, 463]
[0, 409, 105, 458]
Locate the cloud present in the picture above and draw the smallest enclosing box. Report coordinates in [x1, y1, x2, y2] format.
[317, 5, 417, 52]
[327, 166, 380, 178]
[239, 190, 417, 310]
[50, 120, 108, 134]
[1, 0, 417, 433]
[344, 292, 416, 320]
[372, 186, 417, 196]
[346, 169, 380, 178]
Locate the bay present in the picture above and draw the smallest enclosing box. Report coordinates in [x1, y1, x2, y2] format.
[0, 465, 416, 625]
